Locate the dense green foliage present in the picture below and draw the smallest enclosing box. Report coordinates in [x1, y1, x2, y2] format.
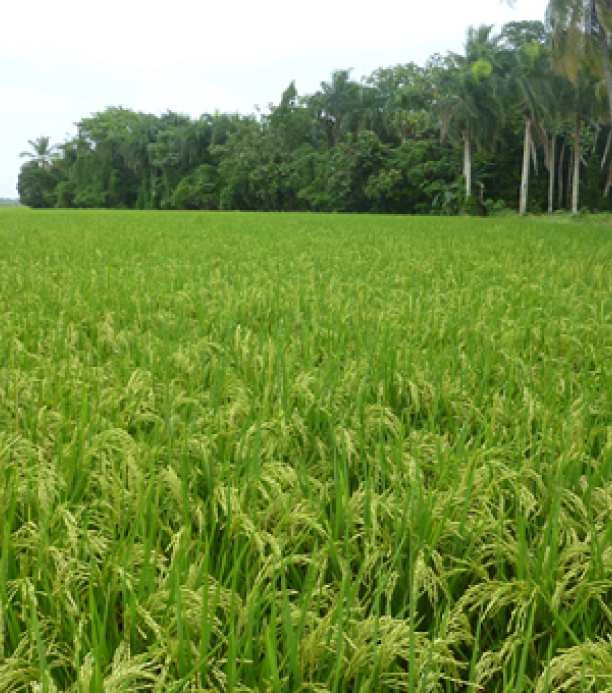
[17, 19, 612, 215]
[1, 209, 612, 690]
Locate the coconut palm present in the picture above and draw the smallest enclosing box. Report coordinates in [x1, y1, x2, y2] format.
[595, 0, 612, 125]
[547, 2, 607, 209]
[19, 136, 58, 169]
[437, 25, 507, 200]
[541, 76, 576, 212]
[573, 67, 605, 210]
[312, 70, 363, 148]
[383, 84, 428, 144]
[501, 1, 612, 137]
[355, 85, 385, 138]
[501, 33, 556, 215]
[547, 1, 612, 126]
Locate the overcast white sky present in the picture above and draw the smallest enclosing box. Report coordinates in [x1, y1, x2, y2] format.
[1, 0, 549, 198]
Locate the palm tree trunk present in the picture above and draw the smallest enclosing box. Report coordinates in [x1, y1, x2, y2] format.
[567, 156, 572, 210]
[572, 112, 581, 214]
[520, 118, 531, 216]
[600, 29, 612, 130]
[602, 127, 612, 170]
[463, 130, 472, 199]
[605, 159, 612, 196]
[558, 137, 566, 209]
[548, 134, 556, 214]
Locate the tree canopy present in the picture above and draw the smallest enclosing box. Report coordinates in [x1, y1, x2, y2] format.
[18, 17, 612, 214]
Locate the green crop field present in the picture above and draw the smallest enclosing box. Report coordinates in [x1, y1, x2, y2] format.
[1, 209, 612, 692]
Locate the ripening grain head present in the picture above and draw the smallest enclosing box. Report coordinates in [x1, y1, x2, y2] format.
[0, 209, 611, 691]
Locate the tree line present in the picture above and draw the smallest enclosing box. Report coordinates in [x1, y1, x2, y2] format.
[18, 3, 612, 215]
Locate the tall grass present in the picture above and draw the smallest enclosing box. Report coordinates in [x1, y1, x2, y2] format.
[0, 210, 611, 691]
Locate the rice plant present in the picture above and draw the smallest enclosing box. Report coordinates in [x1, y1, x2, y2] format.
[0, 209, 611, 692]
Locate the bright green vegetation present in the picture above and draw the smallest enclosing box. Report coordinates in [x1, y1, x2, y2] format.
[1, 210, 612, 691]
[15, 18, 612, 217]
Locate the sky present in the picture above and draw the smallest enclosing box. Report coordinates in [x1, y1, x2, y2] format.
[1, 0, 549, 198]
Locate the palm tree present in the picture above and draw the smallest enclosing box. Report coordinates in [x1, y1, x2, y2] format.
[383, 85, 428, 144]
[544, 1, 608, 210]
[355, 85, 385, 138]
[501, 34, 555, 215]
[540, 76, 576, 212]
[594, 1, 612, 124]
[501, 1, 612, 151]
[547, 1, 612, 129]
[501, 1, 612, 210]
[19, 136, 58, 169]
[312, 70, 363, 147]
[437, 26, 506, 200]
[573, 67, 605, 210]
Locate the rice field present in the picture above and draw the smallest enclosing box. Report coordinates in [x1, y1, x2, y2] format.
[1, 209, 612, 692]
